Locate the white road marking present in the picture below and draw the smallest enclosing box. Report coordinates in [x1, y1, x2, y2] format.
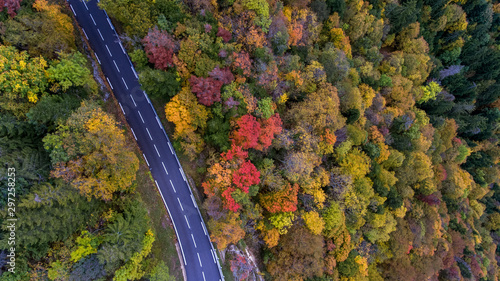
[119, 42, 126, 54]
[90, 14, 96, 25]
[191, 194, 197, 208]
[82, 28, 89, 39]
[191, 234, 197, 248]
[211, 249, 216, 263]
[169, 179, 176, 193]
[201, 221, 207, 236]
[107, 18, 114, 29]
[202, 272, 206, 281]
[177, 198, 184, 211]
[143, 91, 148, 101]
[197, 253, 203, 267]
[130, 128, 137, 140]
[154, 144, 161, 157]
[119, 102, 125, 115]
[138, 111, 144, 123]
[180, 168, 186, 182]
[121, 77, 128, 89]
[105, 44, 112, 56]
[113, 60, 120, 72]
[156, 116, 162, 128]
[95, 53, 101, 64]
[155, 180, 160, 189]
[106, 77, 113, 89]
[162, 162, 169, 175]
[146, 127, 152, 140]
[130, 94, 136, 106]
[83, 1, 88, 10]
[168, 142, 174, 154]
[132, 66, 138, 78]
[97, 29, 104, 41]
[184, 215, 191, 229]
[143, 154, 149, 166]
[70, 4, 76, 15]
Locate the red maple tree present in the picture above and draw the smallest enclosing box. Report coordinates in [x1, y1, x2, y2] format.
[217, 27, 232, 43]
[232, 161, 260, 193]
[257, 113, 283, 150]
[189, 75, 224, 106]
[209, 66, 234, 84]
[143, 27, 177, 70]
[232, 114, 261, 149]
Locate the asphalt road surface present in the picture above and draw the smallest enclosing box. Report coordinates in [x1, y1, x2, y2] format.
[66, 1, 225, 280]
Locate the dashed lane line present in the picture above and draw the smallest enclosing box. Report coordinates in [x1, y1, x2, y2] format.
[154, 144, 161, 157]
[162, 162, 169, 175]
[90, 14, 96, 25]
[113, 60, 120, 72]
[146, 127, 152, 140]
[121, 77, 128, 89]
[98, 29, 104, 41]
[184, 215, 191, 229]
[191, 234, 197, 248]
[130, 94, 136, 106]
[105, 44, 112, 56]
[138, 111, 145, 123]
[197, 252, 203, 267]
[177, 198, 184, 211]
[170, 180, 176, 193]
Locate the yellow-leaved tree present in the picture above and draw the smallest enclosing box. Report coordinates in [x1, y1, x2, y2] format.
[44, 101, 139, 201]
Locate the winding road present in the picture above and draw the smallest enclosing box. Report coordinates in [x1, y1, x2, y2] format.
[66, 1, 224, 280]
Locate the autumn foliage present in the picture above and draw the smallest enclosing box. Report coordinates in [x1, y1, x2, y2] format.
[143, 27, 177, 70]
[189, 75, 223, 106]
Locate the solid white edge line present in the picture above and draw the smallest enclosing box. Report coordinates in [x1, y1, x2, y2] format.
[146, 127, 152, 140]
[170, 179, 176, 193]
[211, 249, 216, 263]
[82, 28, 88, 39]
[106, 77, 113, 89]
[107, 18, 114, 30]
[118, 102, 125, 115]
[143, 153, 149, 166]
[97, 29, 104, 41]
[180, 167, 186, 182]
[191, 234, 197, 248]
[138, 111, 145, 123]
[162, 162, 169, 175]
[168, 142, 174, 154]
[70, 4, 76, 15]
[191, 194, 197, 208]
[143, 91, 148, 101]
[83, 1, 88, 10]
[197, 252, 203, 267]
[95, 53, 101, 64]
[155, 180, 160, 189]
[184, 215, 191, 229]
[130, 94, 136, 106]
[113, 60, 120, 72]
[121, 77, 128, 89]
[201, 221, 208, 236]
[156, 116, 162, 128]
[132, 66, 138, 79]
[90, 14, 96, 25]
[154, 180, 187, 266]
[130, 128, 137, 140]
[177, 197, 183, 211]
[105, 44, 112, 56]
[154, 144, 161, 157]
[119, 42, 126, 54]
